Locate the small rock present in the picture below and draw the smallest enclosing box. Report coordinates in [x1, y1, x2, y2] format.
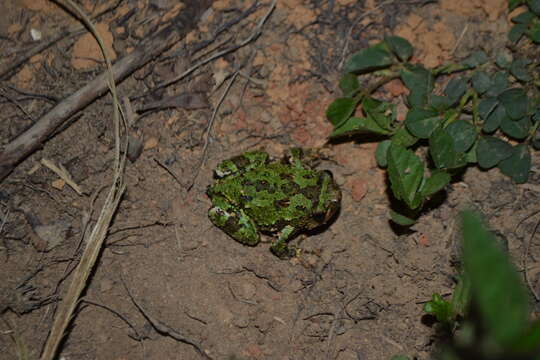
[51, 179, 65, 190]
[144, 137, 159, 150]
[348, 178, 368, 202]
[127, 136, 144, 162]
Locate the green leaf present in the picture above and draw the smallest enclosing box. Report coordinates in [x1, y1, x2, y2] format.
[462, 51, 488, 68]
[400, 64, 433, 108]
[534, 137, 540, 150]
[511, 10, 536, 24]
[385, 35, 413, 61]
[529, 22, 540, 43]
[326, 97, 357, 126]
[483, 103, 508, 133]
[375, 140, 391, 167]
[424, 293, 454, 325]
[466, 141, 478, 163]
[510, 58, 532, 81]
[339, 73, 359, 96]
[330, 116, 390, 138]
[487, 72, 509, 97]
[444, 77, 467, 104]
[509, 0, 526, 11]
[500, 116, 531, 139]
[451, 275, 471, 317]
[461, 211, 529, 347]
[429, 127, 467, 169]
[405, 108, 442, 138]
[511, 319, 540, 353]
[498, 144, 531, 183]
[446, 120, 477, 153]
[389, 209, 417, 226]
[472, 71, 491, 94]
[430, 95, 453, 111]
[508, 23, 527, 43]
[362, 97, 393, 130]
[528, 0, 540, 15]
[496, 53, 512, 69]
[498, 88, 528, 120]
[391, 126, 418, 147]
[389, 357, 410, 360]
[387, 144, 424, 208]
[420, 170, 451, 197]
[478, 97, 498, 120]
[534, 106, 540, 123]
[476, 136, 514, 169]
[343, 43, 394, 74]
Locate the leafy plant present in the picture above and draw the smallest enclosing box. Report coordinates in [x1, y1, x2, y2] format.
[509, 0, 540, 43]
[327, 2, 540, 225]
[394, 211, 540, 360]
[424, 211, 540, 359]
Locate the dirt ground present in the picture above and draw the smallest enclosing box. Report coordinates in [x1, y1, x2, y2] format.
[1, 0, 539, 359]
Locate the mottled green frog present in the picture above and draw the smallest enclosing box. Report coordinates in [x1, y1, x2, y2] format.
[207, 148, 341, 259]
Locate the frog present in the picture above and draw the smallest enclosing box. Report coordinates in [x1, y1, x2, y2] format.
[207, 148, 341, 259]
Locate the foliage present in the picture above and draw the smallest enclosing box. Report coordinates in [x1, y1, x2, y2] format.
[395, 211, 540, 360]
[326, 2, 540, 225]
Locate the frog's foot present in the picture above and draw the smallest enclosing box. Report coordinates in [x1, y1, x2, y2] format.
[270, 239, 297, 259]
[270, 225, 298, 259]
[208, 205, 260, 246]
[283, 147, 320, 169]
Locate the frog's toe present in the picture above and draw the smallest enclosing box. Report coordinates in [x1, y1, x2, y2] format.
[270, 241, 296, 259]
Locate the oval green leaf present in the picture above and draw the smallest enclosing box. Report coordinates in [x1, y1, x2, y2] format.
[478, 97, 498, 120]
[476, 136, 514, 169]
[420, 170, 451, 198]
[444, 77, 467, 104]
[343, 44, 394, 74]
[390, 209, 417, 226]
[375, 140, 391, 167]
[326, 97, 357, 126]
[508, 23, 527, 43]
[461, 211, 529, 347]
[510, 58, 532, 81]
[500, 116, 531, 140]
[400, 64, 433, 108]
[387, 144, 424, 208]
[498, 144, 531, 183]
[330, 116, 390, 138]
[472, 71, 492, 94]
[528, 0, 540, 15]
[499, 88, 528, 120]
[391, 126, 418, 147]
[446, 120, 477, 153]
[487, 72, 509, 97]
[405, 108, 441, 139]
[429, 127, 467, 169]
[483, 103, 508, 133]
[384, 35, 413, 62]
[339, 73, 360, 96]
[528, 22, 540, 43]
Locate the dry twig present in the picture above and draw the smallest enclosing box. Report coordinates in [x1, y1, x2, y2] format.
[0, 2, 209, 182]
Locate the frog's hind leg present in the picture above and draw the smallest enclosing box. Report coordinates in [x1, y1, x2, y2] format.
[270, 225, 298, 259]
[208, 198, 260, 246]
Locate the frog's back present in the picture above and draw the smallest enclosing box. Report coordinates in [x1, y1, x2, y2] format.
[241, 163, 327, 230]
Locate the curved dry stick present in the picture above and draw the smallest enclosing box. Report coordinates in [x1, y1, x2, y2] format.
[0, 1, 211, 182]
